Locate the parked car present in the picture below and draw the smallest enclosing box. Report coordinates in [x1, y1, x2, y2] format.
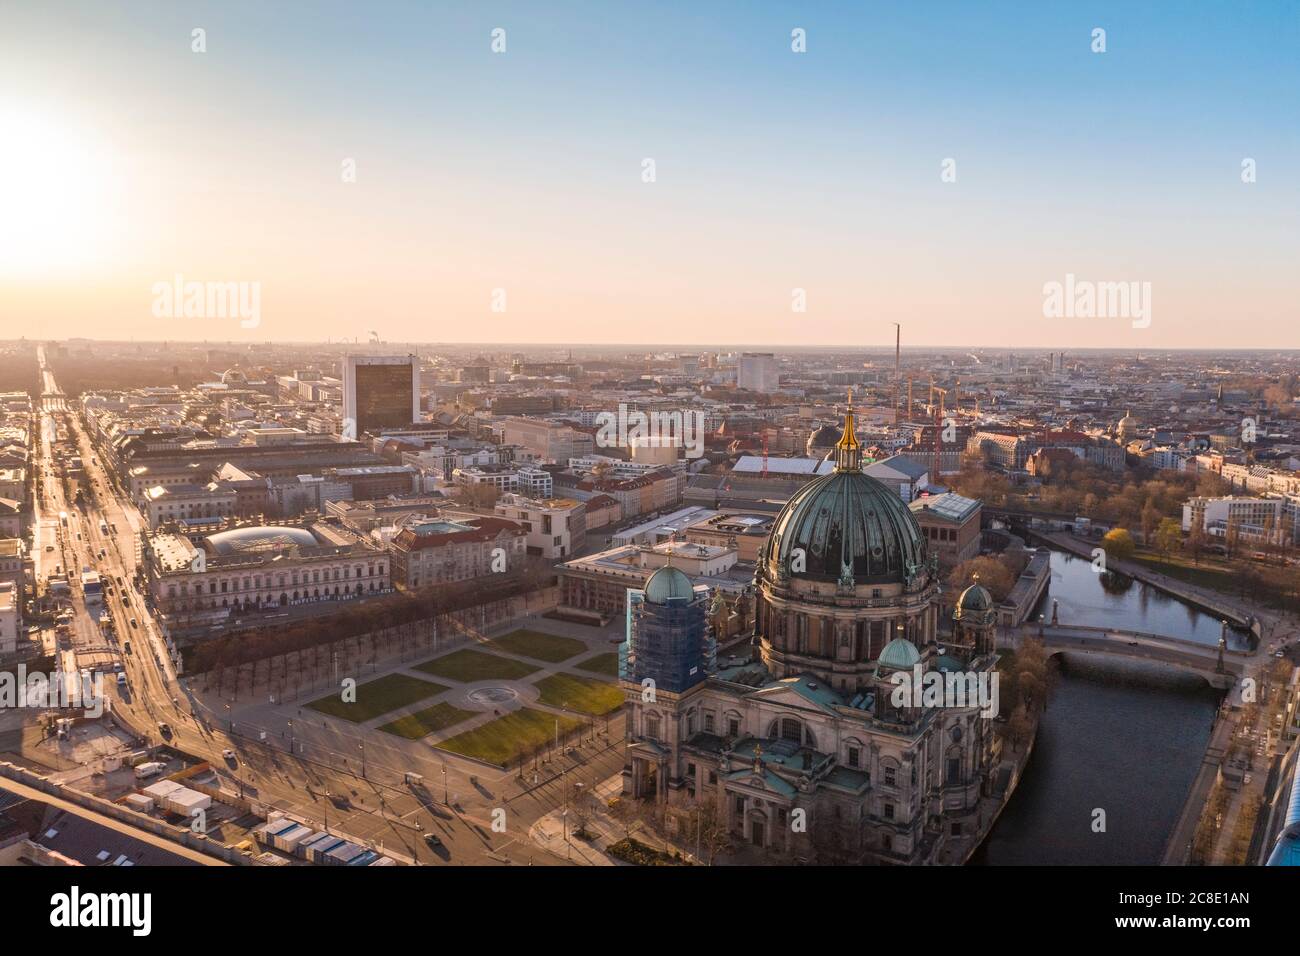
[423, 833, 443, 848]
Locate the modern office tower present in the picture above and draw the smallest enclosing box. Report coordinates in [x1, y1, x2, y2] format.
[737, 352, 778, 393]
[342, 354, 421, 437]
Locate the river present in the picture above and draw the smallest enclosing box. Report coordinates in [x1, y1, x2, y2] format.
[974, 551, 1226, 865]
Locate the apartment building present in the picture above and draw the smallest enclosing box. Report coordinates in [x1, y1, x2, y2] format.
[966, 431, 1029, 470]
[493, 494, 587, 559]
[576, 467, 680, 519]
[141, 482, 238, 529]
[389, 516, 527, 589]
[452, 465, 553, 499]
[498, 417, 594, 463]
[0, 581, 19, 655]
[1182, 495, 1300, 546]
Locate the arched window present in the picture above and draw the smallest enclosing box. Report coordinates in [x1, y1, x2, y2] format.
[780, 717, 801, 743]
[844, 738, 863, 769]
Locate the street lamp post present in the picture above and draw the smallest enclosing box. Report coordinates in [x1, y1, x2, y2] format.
[287, 719, 294, 755]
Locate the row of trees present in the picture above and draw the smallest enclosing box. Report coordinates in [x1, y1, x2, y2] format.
[997, 637, 1053, 752]
[947, 554, 1027, 603]
[184, 557, 554, 674]
[951, 455, 1229, 534]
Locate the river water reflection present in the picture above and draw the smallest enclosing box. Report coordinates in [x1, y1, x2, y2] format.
[975, 550, 1228, 865]
[1032, 551, 1250, 649]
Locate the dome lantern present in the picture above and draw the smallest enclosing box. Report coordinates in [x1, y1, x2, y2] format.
[834, 389, 863, 473]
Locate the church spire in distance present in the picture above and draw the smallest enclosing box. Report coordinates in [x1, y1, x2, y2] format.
[835, 388, 862, 472]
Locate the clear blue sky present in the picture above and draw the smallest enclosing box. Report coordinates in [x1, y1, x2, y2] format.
[2, 0, 1296, 347]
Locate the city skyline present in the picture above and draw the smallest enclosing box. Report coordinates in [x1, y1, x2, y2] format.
[2, 1, 1297, 348]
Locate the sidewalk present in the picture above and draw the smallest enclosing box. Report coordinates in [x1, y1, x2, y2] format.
[527, 773, 626, 866]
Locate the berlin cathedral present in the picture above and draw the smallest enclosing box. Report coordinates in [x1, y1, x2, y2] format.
[620, 403, 1005, 864]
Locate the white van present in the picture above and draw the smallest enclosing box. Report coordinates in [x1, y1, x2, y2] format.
[133, 761, 165, 781]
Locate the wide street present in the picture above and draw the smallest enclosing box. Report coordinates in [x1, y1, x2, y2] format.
[30, 350, 624, 866]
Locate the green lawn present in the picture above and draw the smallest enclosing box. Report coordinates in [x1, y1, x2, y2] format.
[378, 702, 477, 740]
[534, 672, 624, 716]
[575, 652, 619, 677]
[415, 647, 540, 682]
[1131, 550, 1290, 608]
[306, 673, 447, 723]
[436, 707, 584, 766]
[487, 629, 587, 663]
[1132, 552, 1242, 590]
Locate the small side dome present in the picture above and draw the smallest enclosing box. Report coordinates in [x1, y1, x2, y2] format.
[956, 583, 993, 613]
[644, 565, 694, 604]
[877, 637, 921, 671]
[805, 423, 840, 457]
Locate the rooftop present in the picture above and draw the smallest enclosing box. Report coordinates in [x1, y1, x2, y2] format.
[908, 491, 981, 524]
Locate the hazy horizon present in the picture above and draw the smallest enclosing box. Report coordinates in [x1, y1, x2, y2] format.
[3, 1, 1296, 349]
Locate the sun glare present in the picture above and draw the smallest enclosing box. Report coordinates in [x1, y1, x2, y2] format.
[0, 105, 113, 279]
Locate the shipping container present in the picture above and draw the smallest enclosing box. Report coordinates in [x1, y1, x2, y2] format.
[300, 832, 343, 863]
[142, 779, 184, 799]
[122, 793, 154, 813]
[162, 788, 212, 817]
[325, 841, 367, 865]
[272, 823, 313, 853]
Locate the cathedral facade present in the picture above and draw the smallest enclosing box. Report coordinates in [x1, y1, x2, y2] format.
[620, 403, 1003, 864]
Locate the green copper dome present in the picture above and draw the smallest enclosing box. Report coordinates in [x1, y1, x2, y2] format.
[763, 471, 928, 584]
[762, 402, 928, 586]
[877, 637, 922, 671]
[644, 565, 694, 604]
